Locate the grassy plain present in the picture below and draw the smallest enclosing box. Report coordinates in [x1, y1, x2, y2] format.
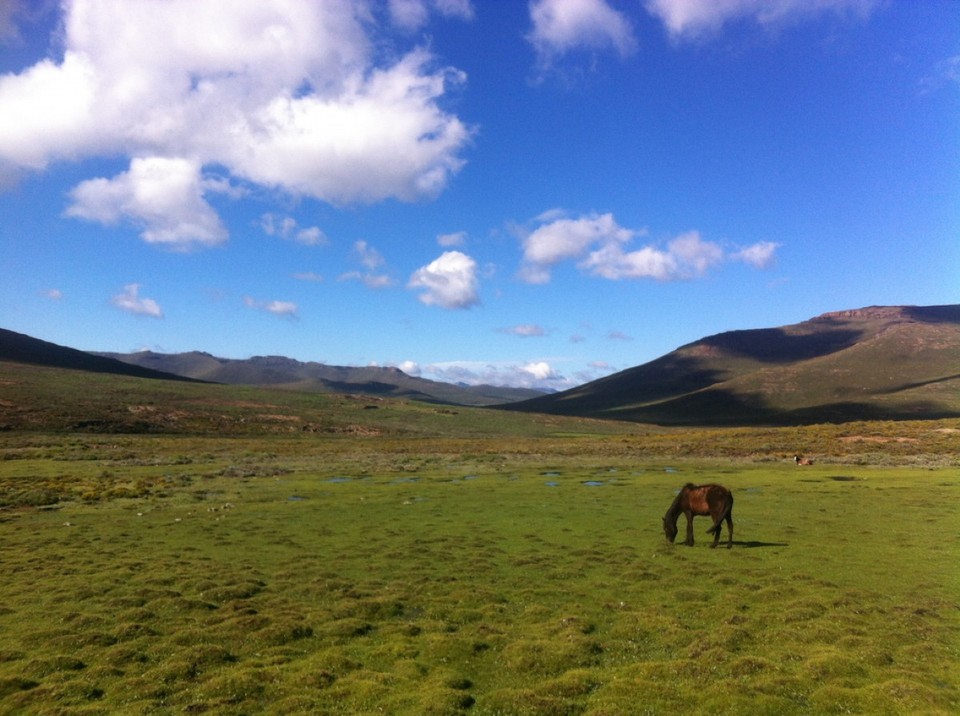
[0, 364, 958, 714]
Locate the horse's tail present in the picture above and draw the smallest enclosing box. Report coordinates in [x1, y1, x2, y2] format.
[706, 492, 734, 535]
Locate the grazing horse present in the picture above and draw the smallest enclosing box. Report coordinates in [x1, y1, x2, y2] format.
[663, 483, 734, 549]
[794, 455, 814, 466]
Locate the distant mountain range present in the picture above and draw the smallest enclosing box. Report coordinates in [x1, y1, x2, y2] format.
[0, 329, 542, 406]
[89, 350, 544, 406]
[502, 305, 960, 425]
[3, 304, 958, 424]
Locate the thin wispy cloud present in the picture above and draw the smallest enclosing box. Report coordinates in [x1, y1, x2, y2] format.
[644, 0, 880, 40]
[438, 231, 467, 247]
[338, 240, 393, 289]
[262, 213, 328, 247]
[244, 296, 298, 318]
[499, 324, 547, 337]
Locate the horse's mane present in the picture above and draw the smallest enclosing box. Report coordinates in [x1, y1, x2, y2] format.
[664, 483, 698, 519]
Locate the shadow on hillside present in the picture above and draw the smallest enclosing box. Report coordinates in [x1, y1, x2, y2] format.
[733, 540, 789, 549]
[882, 374, 960, 394]
[904, 305, 960, 323]
[699, 326, 863, 363]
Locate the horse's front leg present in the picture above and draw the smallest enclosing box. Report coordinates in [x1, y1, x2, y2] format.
[684, 512, 694, 546]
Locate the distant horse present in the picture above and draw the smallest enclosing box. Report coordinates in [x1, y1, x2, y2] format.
[794, 455, 814, 466]
[663, 483, 734, 549]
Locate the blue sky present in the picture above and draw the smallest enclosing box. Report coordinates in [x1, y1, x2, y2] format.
[1, 0, 957, 390]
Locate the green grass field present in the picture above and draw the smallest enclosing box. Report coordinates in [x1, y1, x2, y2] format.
[1, 426, 958, 715]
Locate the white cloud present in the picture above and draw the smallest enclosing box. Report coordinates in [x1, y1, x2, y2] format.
[732, 240, 780, 268]
[262, 213, 328, 246]
[518, 211, 779, 282]
[398, 359, 421, 376]
[420, 359, 571, 390]
[644, 0, 879, 40]
[65, 156, 228, 250]
[0, 1, 472, 247]
[293, 271, 324, 282]
[43, 288, 63, 300]
[521, 361, 557, 381]
[408, 250, 480, 309]
[354, 240, 386, 270]
[264, 300, 298, 316]
[518, 211, 636, 282]
[500, 324, 547, 337]
[243, 296, 298, 317]
[389, 0, 474, 31]
[338, 271, 394, 289]
[528, 0, 637, 66]
[111, 283, 162, 318]
[921, 55, 960, 95]
[438, 231, 467, 247]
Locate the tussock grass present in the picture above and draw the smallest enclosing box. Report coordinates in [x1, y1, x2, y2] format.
[0, 429, 958, 714]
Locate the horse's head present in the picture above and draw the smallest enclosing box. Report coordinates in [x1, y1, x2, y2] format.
[663, 516, 677, 543]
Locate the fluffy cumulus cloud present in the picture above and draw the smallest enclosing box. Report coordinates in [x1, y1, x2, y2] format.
[644, 0, 879, 39]
[65, 157, 228, 249]
[0, 1, 472, 249]
[517, 210, 779, 282]
[111, 284, 162, 318]
[408, 250, 480, 309]
[528, 0, 637, 66]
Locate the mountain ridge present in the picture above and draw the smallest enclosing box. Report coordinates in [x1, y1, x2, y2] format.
[501, 304, 960, 425]
[92, 350, 543, 406]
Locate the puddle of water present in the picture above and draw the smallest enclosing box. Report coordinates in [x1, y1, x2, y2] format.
[542, 471, 561, 477]
[545, 481, 559, 487]
[391, 477, 420, 484]
[582, 480, 605, 487]
[665, 468, 678, 473]
[288, 495, 307, 501]
[326, 477, 352, 483]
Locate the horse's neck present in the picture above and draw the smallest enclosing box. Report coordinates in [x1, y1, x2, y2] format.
[664, 494, 684, 523]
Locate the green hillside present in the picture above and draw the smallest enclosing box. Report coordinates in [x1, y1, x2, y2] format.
[504, 305, 960, 425]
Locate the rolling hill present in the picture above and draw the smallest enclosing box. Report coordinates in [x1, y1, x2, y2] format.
[0, 328, 204, 383]
[501, 305, 960, 425]
[0, 330, 541, 407]
[91, 351, 543, 406]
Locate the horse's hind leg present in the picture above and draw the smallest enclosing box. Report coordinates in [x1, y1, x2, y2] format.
[726, 514, 734, 549]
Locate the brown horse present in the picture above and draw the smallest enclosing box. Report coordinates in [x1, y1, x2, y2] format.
[663, 483, 734, 548]
[794, 455, 814, 465]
